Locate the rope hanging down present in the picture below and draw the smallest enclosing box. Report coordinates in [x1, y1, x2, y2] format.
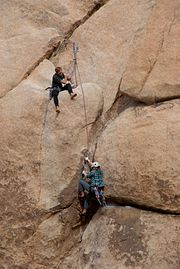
[73, 43, 89, 149]
[73, 43, 78, 87]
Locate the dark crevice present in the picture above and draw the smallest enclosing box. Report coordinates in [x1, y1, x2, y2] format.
[0, 36, 61, 101]
[22, 37, 61, 80]
[44, 194, 179, 233]
[88, 94, 142, 157]
[105, 197, 180, 216]
[47, 200, 74, 215]
[51, 0, 110, 59]
[0, 0, 109, 101]
[81, 92, 104, 132]
[92, 141, 98, 163]
[88, 90, 180, 164]
[153, 95, 180, 105]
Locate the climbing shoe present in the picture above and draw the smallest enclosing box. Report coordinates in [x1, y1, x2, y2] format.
[56, 107, 60, 113]
[70, 93, 77, 100]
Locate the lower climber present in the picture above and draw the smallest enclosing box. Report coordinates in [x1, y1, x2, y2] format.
[78, 157, 105, 214]
[51, 66, 77, 112]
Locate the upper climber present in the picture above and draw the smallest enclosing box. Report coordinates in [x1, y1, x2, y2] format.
[51, 66, 77, 113]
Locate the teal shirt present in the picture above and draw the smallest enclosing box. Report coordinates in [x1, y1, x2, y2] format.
[87, 169, 104, 187]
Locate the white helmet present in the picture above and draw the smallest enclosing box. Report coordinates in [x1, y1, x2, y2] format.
[92, 162, 100, 168]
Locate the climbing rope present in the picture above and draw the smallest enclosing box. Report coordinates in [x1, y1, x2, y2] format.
[72, 43, 89, 150]
[72, 42, 78, 87]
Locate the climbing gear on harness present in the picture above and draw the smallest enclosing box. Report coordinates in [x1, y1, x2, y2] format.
[94, 186, 100, 199]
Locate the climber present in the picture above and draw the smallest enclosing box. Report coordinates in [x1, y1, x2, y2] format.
[78, 157, 105, 214]
[51, 66, 77, 112]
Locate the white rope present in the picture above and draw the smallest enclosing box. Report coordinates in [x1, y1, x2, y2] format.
[73, 43, 89, 149]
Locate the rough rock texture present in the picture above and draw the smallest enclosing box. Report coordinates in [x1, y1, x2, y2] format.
[0, 0, 96, 96]
[120, 0, 180, 104]
[0, 29, 59, 97]
[61, 207, 180, 269]
[0, 59, 103, 267]
[95, 99, 180, 213]
[40, 80, 103, 209]
[0, 0, 96, 39]
[0, 0, 180, 268]
[55, 0, 155, 111]
[0, 61, 50, 268]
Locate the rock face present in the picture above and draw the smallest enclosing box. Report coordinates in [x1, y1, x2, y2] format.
[56, 0, 180, 108]
[95, 99, 180, 213]
[0, 29, 59, 97]
[40, 81, 103, 209]
[0, 60, 50, 268]
[0, 0, 96, 96]
[62, 207, 180, 269]
[0, 0, 180, 268]
[120, 0, 180, 104]
[0, 59, 103, 267]
[55, 0, 156, 111]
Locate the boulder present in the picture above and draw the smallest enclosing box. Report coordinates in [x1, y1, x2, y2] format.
[95, 99, 180, 213]
[62, 207, 180, 269]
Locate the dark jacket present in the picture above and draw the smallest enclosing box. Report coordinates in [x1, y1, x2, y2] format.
[52, 73, 65, 88]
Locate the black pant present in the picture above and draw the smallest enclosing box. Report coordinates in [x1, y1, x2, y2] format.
[52, 88, 60, 107]
[61, 83, 73, 95]
[52, 84, 73, 107]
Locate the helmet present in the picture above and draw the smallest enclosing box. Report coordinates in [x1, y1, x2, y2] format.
[92, 162, 100, 168]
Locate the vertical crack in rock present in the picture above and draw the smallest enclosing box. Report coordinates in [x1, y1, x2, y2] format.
[51, 0, 110, 59]
[0, 0, 110, 101]
[137, 29, 166, 97]
[0, 37, 61, 101]
[89, 77, 143, 160]
[115, 76, 123, 100]
[138, 12, 177, 99]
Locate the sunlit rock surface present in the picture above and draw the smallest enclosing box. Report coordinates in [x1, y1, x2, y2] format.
[96, 99, 180, 213]
[61, 207, 179, 269]
[0, 0, 179, 268]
